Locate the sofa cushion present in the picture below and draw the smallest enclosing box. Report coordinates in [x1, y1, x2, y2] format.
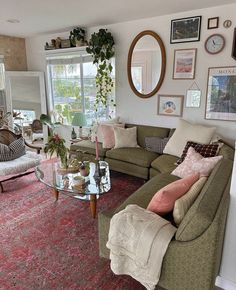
[106, 147, 158, 168]
[70, 140, 108, 158]
[115, 173, 180, 214]
[176, 141, 220, 165]
[101, 123, 125, 149]
[173, 177, 207, 225]
[90, 117, 120, 142]
[163, 119, 216, 157]
[151, 154, 178, 173]
[147, 173, 199, 215]
[172, 147, 223, 178]
[114, 127, 138, 148]
[126, 124, 170, 148]
[145, 136, 170, 154]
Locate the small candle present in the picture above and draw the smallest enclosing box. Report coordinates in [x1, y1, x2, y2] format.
[95, 136, 99, 160]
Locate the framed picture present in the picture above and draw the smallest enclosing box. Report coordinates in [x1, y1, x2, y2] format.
[158, 94, 184, 117]
[207, 17, 219, 29]
[232, 28, 236, 60]
[186, 89, 201, 107]
[205, 66, 236, 121]
[173, 48, 197, 79]
[170, 16, 201, 44]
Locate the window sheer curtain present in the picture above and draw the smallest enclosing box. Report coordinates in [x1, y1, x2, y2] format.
[0, 56, 6, 112]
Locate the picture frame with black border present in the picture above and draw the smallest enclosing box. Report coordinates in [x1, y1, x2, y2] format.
[232, 28, 236, 60]
[207, 17, 219, 29]
[170, 16, 202, 44]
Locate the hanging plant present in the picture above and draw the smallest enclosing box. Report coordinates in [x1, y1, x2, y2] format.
[86, 29, 115, 115]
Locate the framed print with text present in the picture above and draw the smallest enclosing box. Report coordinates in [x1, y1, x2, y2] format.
[205, 66, 236, 121]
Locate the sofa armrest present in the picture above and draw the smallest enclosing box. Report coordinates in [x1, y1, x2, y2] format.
[175, 159, 232, 242]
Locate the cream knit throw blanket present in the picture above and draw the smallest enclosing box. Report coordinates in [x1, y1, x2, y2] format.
[106, 204, 177, 290]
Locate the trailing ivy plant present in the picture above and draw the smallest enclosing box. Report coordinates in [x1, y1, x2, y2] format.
[86, 29, 115, 115]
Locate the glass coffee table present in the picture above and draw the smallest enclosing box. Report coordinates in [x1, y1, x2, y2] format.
[35, 159, 111, 218]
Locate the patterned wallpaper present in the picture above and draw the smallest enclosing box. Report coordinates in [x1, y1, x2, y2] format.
[0, 35, 27, 71]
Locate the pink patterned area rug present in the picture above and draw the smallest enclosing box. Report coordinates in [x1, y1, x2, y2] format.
[0, 164, 146, 290]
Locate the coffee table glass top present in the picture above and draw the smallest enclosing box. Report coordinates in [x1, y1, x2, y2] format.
[35, 159, 111, 198]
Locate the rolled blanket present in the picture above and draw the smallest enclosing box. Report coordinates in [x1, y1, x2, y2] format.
[107, 204, 177, 290]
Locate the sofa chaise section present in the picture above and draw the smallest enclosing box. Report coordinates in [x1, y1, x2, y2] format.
[98, 148, 234, 290]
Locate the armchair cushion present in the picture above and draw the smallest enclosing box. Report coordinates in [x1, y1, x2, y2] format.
[0, 151, 42, 176]
[0, 137, 26, 161]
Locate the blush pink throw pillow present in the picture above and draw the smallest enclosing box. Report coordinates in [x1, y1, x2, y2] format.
[172, 146, 223, 178]
[101, 123, 125, 148]
[147, 173, 199, 215]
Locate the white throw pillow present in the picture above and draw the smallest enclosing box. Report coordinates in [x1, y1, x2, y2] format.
[114, 127, 139, 148]
[90, 117, 120, 142]
[173, 177, 207, 225]
[163, 119, 216, 157]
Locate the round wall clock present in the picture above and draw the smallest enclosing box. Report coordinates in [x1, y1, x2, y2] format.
[204, 34, 225, 54]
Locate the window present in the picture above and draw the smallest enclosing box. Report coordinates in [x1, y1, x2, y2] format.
[46, 49, 115, 125]
[13, 109, 36, 125]
[0, 56, 6, 113]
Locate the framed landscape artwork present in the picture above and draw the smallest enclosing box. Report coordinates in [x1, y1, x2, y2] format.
[173, 48, 197, 79]
[170, 16, 202, 43]
[205, 66, 236, 121]
[158, 95, 184, 117]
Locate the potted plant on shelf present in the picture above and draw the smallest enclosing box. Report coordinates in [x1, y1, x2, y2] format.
[86, 28, 115, 115]
[69, 27, 86, 47]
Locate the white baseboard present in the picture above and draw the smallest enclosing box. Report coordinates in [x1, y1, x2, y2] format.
[216, 276, 236, 290]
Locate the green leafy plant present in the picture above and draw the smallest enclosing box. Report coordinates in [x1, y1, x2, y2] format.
[86, 29, 115, 114]
[40, 114, 61, 135]
[44, 134, 68, 168]
[69, 27, 86, 46]
[40, 114, 68, 168]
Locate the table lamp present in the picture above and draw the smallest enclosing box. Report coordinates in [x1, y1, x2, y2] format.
[72, 112, 87, 138]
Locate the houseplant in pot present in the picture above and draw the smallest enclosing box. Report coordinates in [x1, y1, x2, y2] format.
[40, 114, 68, 169]
[86, 28, 115, 116]
[69, 27, 86, 47]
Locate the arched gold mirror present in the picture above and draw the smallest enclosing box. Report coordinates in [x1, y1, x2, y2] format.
[127, 30, 166, 98]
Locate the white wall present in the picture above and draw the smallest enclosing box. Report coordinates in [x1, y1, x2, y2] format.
[26, 3, 236, 142]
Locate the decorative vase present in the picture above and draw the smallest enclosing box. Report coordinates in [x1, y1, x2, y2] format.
[60, 154, 68, 169]
[71, 127, 77, 139]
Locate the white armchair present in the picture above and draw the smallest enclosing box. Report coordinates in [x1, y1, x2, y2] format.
[0, 129, 42, 192]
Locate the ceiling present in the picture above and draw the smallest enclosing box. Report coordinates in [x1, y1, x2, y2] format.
[0, 0, 235, 38]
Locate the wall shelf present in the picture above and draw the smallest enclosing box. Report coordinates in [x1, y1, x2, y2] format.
[45, 46, 88, 56]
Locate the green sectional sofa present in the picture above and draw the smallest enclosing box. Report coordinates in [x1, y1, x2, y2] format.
[70, 123, 234, 289]
[70, 124, 173, 179]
